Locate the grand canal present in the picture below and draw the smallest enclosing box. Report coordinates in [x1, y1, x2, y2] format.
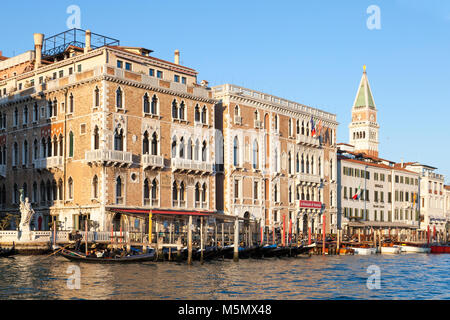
[0, 254, 449, 300]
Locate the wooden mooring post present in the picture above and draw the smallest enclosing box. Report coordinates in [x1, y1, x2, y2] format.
[200, 217, 204, 264]
[233, 217, 239, 262]
[187, 215, 193, 265]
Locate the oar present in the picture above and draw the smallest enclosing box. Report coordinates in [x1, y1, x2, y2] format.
[46, 244, 72, 258]
[63, 249, 86, 258]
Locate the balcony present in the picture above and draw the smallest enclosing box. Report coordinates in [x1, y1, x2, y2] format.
[0, 165, 5, 177]
[142, 154, 164, 170]
[86, 149, 132, 167]
[254, 120, 263, 128]
[33, 156, 63, 170]
[296, 134, 320, 147]
[171, 158, 213, 174]
[234, 116, 242, 125]
[298, 173, 321, 185]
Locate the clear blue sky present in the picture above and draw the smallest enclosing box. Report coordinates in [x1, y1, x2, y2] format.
[1, 0, 450, 183]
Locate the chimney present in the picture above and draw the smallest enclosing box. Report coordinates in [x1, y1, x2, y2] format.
[33, 33, 44, 70]
[174, 49, 180, 65]
[84, 29, 92, 53]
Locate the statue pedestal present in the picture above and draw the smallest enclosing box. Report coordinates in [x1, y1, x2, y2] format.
[18, 227, 33, 242]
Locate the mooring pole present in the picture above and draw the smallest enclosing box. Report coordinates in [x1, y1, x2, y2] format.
[148, 210, 152, 246]
[187, 215, 193, 265]
[233, 217, 239, 262]
[85, 218, 88, 256]
[200, 217, 204, 264]
[322, 215, 326, 255]
[337, 228, 340, 255]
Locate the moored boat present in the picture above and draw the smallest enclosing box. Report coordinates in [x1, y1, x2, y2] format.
[430, 245, 450, 254]
[380, 245, 401, 254]
[60, 249, 156, 263]
[352, 247, 377, 255]
[398, 244, 431, 253]
[0, 243, 16, 258]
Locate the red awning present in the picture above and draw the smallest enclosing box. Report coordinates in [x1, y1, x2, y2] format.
[109, 208, 213, 216]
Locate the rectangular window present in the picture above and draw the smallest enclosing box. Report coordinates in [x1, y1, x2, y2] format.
[181, 77, 186, 84]
[157, 71, 163, 79]
[344, 186, 347, 199]
[149, 68, 155, 77]
[59, 70, 64, 78]
[125, 62, 132, 71]
[77, 64, 82, 72]
[174, 75, 180, 82]
[117, 60, 123, 68]
[374, 191, 378, 203]
[52, 72, 57, 80]
[388, 192, 392, 203]
[69, 67, 73, 75]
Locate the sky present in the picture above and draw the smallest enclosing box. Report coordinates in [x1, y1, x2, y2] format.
[1, 0, 450, 183]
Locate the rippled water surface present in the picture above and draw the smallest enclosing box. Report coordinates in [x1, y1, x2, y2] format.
[0, 254, 449, 299]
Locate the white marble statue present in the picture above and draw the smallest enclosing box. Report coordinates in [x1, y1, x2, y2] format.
[19, 196, 35, 233]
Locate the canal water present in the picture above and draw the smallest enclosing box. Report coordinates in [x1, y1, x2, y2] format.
[0, 254, 449, 300]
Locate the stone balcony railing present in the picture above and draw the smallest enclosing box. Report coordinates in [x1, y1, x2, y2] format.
[171, 158, 213, 174]
[298, 173, 321, 185]
[296, 134, 320, 147]
[86, 149, 133, 167]
[33, 156, 63, 170]
[142, 154, 164, 170]
[0, 164, 5, 177]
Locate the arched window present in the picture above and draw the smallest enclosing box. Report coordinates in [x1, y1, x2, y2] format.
[296, 120, 300, 135]
[151, 132, 158, 156]
[151, 95, 158, 115]
[23, 140, 28, 165]
[289, 186, 292, 203]
[180, 182, 185, 205]
[274, 115, 278, 131]
[301, 154, 305, 173]
[92, 175, 98, 199]
[172, 181, 178, 205]
[194, 104, 200, 122]
[187, 138, 193, 160]
[69, 131, 74, 157]
[40, 138, 46, 159]
[143, 178, 150, 205]
[301, 121, 305, 135]
[59, 134, 64, 156]
[40, 181, 46, 204]
[288, 151, 292, 174]
[194, 139, 200, 161]
[289, 119, 292, 136]
[253, 140, 259, 170]
[115, 88, 122, 109]
[234, 105, 240, 117]
[179, 137, 185, 159]
[233, 136, 239, 166]
[179, 101, 185, 120]
[47, 137, 52, 157]
[52, 180, 57, 201]
[13, 184, 18, 204]
[13, 142, 18, 166]
[114, 128, 123, 151]
[115, 176, 123, 204]
[202, 141, 207, 162]
[46, 180, 51, 202]
[172, 100, 178, 119]
[52, 135, 58, 157]
[195, 182, 200, 207]
[311, 156, 314, 175]
[94, 86, 100, 107]
[151, 179, 158, 205]
[143, 93, 150, 113]
[14, 107, 19, 126]
[202, 183, 207, 206]
[53, 99, 58, 117]
[33, 103, 38, 122]
[68, 177, 74, 200]
[58, 179, 63, 200]
[296, 153, 300, 172]
[254, 110, 259, 121]
[171, 137, 177, 158]
[306, 155, 310, 174]
[274, 148, 278, 172]
[142, 131, 149, 155]
[47, 101, 53, 118]
[69, 93, 74, 113]
[94, 126, 100, 150]
[201, 106, 207, 124]
[22, 182, 28, 199]
[23, 105, 28, 124]
[32, 182, 38, 203]
[32, 139, 38, 161]
[274, 184, 278, 202]
[306, 121, 310, 136]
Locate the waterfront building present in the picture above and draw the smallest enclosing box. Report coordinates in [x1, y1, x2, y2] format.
[337, 67, 420, 238]
[337, 149, 420, 237]
[0, 29, 218, 232]
[445, 185, 450, 232]
[398, 162, 447, 239]
[212, 84, 338, 240]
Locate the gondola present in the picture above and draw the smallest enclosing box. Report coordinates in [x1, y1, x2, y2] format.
[194, 246, 222, 261]
[0, 243, 16, 258]
[59, 249, 156, 263]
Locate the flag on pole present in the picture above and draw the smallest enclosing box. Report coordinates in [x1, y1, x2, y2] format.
[310, 116, 316, 137]
[352, 185, 361, 200]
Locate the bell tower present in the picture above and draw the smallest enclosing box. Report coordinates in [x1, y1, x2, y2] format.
[349, 65, 379, 157]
